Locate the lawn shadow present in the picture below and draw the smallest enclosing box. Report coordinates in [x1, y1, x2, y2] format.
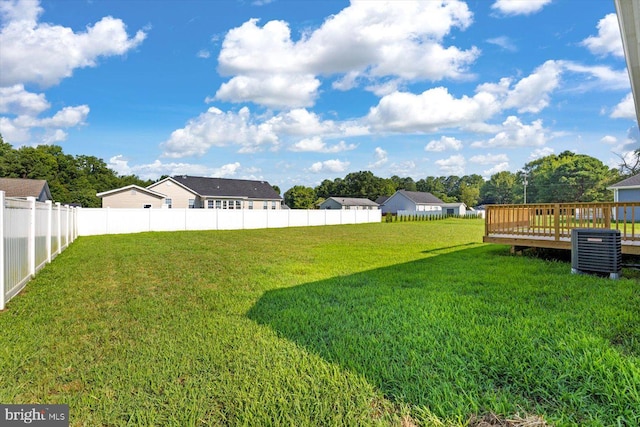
[246, 245, 640, 422]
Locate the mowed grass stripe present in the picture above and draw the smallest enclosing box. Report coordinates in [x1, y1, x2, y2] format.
[0, 220, 638, 426]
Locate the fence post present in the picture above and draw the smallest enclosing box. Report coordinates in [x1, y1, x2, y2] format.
[0, 191, 5, 310]
[46, 200, 52, 264]
[56, 202, 62, 255]
[554, 204, 560, 241]
[66, 205, 71, 246]
[28, 197, 36, 278]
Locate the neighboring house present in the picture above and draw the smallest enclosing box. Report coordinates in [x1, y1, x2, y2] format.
[440, 202, 467, 216]
[375, 195, 390, 206]
[380, 190, 444, 215]
[98, 175, 283, 209]
[97, 185, 166, 208]
[0, 178, 52, 202]
[608, 173, 640, 221]
[319, 197, 379, 210]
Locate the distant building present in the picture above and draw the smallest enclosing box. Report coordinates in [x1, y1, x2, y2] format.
[318, 197, 379, 210]
[379, 190, 444, 215]
[0, 178, 52, 202]
[608, 173, 640, 221]
[98, 175, 283, 209]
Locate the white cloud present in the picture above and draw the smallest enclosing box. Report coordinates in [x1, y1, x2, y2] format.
[486, 36, 516, 52]
[502, 60, 562, 113]
[611, 93, 636, 119]
[472, 116, 547, 148]
[212, 162, 242, 177]
[483, 162, 509, 176]
[425, 135, 463, 152]
[581, 13, 624, 58]
[216, 1, 479, 108]
[0, 0, 147, 87]
[39, 105, 90, 127]
[0, 84, 49, 115]
[367, 87, 499, 132]
[435, 154, 465, 175]
[107, 155, 241, 180]
[197, 49, 211, 59]
[491, 0, 552, 16]
[389, 160, 416, 176]
[600, 135, 617, 145]
[161, 106, 279, 157]
[0, 90, 89, 145]
[562, 62, 630, 91]
[308, 159, 350, 173]
[290, 136, 356, 153]
[368, 147, 388, 168]
[469, 153, 508, 164]
[528, 147, 555, 160]
[215, 74, 321, 109]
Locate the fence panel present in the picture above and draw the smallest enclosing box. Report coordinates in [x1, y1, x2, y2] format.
[34, 201, 49, 272]
[76, 208, 382, 235]
[1, 192, 77, 310]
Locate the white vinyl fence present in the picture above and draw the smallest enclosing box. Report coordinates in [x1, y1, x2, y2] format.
[1, 192, 77, 310]
[77, 208, 382, 236]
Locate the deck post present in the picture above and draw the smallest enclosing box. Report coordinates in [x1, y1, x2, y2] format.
[554, 204, 560, 241]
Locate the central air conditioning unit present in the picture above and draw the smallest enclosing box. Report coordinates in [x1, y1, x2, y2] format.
[571, 228, 622, 279]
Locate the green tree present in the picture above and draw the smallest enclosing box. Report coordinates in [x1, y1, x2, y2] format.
[284, 185, 317, 209]
[480, 171, 519, 204]
[390, 175, 417, 191]
[524, 151, 618, 203]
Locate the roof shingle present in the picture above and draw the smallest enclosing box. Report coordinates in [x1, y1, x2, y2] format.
[170, 176, 282, 200]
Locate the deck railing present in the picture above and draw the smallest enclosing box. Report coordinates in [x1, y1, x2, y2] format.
[485, 202, 640, 246]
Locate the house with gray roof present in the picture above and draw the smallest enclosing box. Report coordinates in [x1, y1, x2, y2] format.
[98, 175, 282, 209]
[0, 178, 52, 202]
[608, 173, 640, 221]
[318, 197, 379, 210]
[380, 190, 445, 215]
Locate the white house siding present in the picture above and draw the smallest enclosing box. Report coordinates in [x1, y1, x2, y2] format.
[148, 180, 197, 209]
[101, 190, 164, 208]
[441, 204, 466, 216]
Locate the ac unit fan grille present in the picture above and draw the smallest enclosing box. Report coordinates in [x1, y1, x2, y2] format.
[571, 229, 621, 276]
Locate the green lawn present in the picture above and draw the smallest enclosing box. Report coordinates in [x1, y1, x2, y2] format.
[0, 219, 638, 426]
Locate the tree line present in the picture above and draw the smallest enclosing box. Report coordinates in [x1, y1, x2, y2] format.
[1, 134, 634, 208]
[285, 151, 626, 209]
[0, 136, 152, 207]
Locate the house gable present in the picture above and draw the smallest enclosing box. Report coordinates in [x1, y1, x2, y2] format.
[97, 185, 166, 208]
[0, 178, 52, 202]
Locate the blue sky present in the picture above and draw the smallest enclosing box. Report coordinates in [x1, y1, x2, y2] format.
[0, 0, 638, 192]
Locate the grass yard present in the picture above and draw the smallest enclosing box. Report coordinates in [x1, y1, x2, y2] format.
[0, 219, 638, 426]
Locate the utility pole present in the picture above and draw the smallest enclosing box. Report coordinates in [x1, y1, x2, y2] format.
[523, 172, 528, 204]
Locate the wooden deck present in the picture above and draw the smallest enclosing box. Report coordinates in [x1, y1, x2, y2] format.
[483, 202, 640, 255]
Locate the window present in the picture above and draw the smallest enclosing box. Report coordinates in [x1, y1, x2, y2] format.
[236, 201, 241, 209]
[271, 201, 276, 210]
[263, 201, 268, 209]
[446, 208, 454, 215]
[228, 200, 234, 209]
[248, 201, 253, 210]
[188, 199, 195, 209]
[165, 198, 172, 209]
[216, 200, 221, 209]
[208, 200, 214, 209]
[143, 204, 152, 208]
